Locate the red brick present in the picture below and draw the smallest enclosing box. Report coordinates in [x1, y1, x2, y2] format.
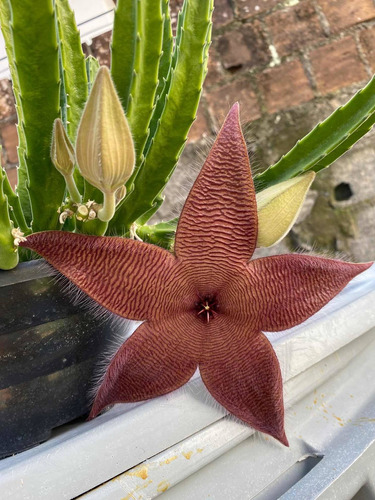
[258, 60, 313, 113]
[236, 0, 279, 19]
[265, 1, 325, 57]
[360, 27, 375, 72]
[310, 37, 367, 95]
[218, 31, 252, 70]
[187, 105, 209, 142]
[1, 123, 18, 164]
[318, 0, 375, 32]
[0, 80, 16, 121]
[205, 46, 225, 87]
[205, 79, 261, 124]
[90, 31, 111, 67]
[6, 166, 17, 189]
[241, 21, 271, 67]
[213, 0, 234, 26]
[217, 23, 270, 71]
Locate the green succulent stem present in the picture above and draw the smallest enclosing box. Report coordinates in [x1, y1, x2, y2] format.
[2, 170, 30, 234]
[136, 218, 178, 250]
[65, 173, 82, 204]
[9, 0, 66, 232]
[0, 0, 32, 224]
[55, 0, 88, 142]
[98, 192, 117, 222]
[111, 0, 137, 113]
[75, 218, 108, 236]
[0, 168, 18, 270]
[126, 0, 163, 166]
[255, 75, 375, 191]
[110, 0, 213, 233]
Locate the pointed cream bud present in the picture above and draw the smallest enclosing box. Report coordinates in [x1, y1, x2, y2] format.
[76, 66, 135, 202]
[51, 118, 81, 204]
[256, 171, 315, 248]
[51, 118, 75, 176]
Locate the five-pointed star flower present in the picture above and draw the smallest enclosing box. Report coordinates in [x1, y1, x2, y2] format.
[20, 104, 371, 446]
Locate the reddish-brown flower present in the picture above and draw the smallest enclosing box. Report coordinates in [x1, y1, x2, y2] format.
[21, 104, 371, 446]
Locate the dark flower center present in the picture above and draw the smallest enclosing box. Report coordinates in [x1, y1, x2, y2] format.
[195, 294, 219, 323]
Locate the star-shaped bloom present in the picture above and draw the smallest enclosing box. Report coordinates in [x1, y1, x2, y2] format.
[20, 104, 371, 446]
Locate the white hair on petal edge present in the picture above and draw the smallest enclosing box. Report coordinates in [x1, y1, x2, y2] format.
[40, 262, 140, 407]
[87, 317, 142, 406]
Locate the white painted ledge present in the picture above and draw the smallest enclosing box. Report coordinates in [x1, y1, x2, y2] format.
[1, 265, 375, 499]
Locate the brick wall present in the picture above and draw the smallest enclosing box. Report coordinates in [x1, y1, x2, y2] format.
[1, 0, 375, 260]
[192, 0, 375, 140]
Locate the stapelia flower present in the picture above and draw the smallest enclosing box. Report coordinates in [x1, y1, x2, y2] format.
[20, 104, 371, 446]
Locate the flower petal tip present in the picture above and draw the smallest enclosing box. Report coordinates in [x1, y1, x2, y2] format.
[226, 102, 240, 125]
[87, 405, 101, 421]
[88, 393, 112, 420]
[229, 101, 240, 114]
[276, 429, 289, 447]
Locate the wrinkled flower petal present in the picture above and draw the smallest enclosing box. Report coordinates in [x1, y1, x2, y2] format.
[200, 315, 287, 445]
[20, 104, 372, 447]
[249, 254, 372, 332]
[23, 231, 175, 321]
[175, 103, 258, 267]
[90, 314, 201, 418]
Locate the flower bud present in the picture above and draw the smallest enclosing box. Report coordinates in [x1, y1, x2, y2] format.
[77, 204, 89, 218]
[256, 171, 315, 248]
[76, 66, 135, 196]
[51, 118, 75, 176]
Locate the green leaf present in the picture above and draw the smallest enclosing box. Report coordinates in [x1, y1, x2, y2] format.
[110, 0, 213, 233]
[255, 76, 375, 191]
[110, 0, 137, 113]
[9, 0, 66, 232]
[55, 0, 88, 142]
[0, 166, 18, 270]
[126, 0, 164, 165]
[0, 0, 32, 224]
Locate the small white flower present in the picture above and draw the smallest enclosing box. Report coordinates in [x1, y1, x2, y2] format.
[11, 228, 27, 249]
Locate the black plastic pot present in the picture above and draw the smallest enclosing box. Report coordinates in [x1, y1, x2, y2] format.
[0, 260, 119, 459]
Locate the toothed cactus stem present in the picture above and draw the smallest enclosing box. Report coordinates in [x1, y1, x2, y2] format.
[97, 192, 116, 222]
[0, 168, 19, 270]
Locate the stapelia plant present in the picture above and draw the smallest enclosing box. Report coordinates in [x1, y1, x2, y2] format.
[20, 105, 371, 445]
[0, 0, 213, 269]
